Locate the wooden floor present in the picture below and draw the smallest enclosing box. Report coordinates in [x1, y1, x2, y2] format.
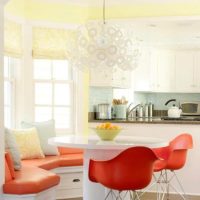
[62, 193, 200, 200]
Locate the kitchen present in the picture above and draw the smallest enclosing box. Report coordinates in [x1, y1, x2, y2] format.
[89, 17, 200, 199]
[1, 0, 200, 200]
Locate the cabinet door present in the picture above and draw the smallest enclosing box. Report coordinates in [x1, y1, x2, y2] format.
[134, 49, 153, 91]
[113, 67, 131, 88]
[156, 51, 175, 92]
[194, 52, 200, 91]
[175, 51, 195, 92]
[89, 68, 113, 87]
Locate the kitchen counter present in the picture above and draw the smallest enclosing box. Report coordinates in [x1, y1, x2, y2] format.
[89, 117, 200, 125]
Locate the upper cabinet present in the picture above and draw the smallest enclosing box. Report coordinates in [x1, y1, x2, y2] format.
[175, 51, 196, 92]
[134, 49, 200, 93]
[156, 50, 175, 92]
[89, 66, 132, 88]
[133, 48, 154, 92]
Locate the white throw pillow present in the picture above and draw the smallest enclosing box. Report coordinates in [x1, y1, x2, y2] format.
[21, 120, 59, 156]
[5, 128, 22, 170]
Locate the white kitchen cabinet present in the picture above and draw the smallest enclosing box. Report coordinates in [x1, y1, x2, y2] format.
[156, 50, 176, 92]
[134, 48, 176, 92]
[175, 51, 196, 92]
[134, 48, 157, 92]
[90, 66, 131, 88]
[134, 48, 151, 91]
[194, 51, 200, 91]
[134, 49, 200, 93]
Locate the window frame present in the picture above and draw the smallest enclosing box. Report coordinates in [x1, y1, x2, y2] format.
[4, 56, 16, 128]
[33, 59, 75, 134]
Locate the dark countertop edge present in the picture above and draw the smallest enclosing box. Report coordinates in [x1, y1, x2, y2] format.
[88, 119, 200, 125]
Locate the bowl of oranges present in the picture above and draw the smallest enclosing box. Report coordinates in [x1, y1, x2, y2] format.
[94, 122, 121, 141]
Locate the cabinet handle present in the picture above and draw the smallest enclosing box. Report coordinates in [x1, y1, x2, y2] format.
[73, 179, 80, 183]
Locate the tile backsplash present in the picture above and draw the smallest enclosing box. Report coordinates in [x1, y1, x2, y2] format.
[89, 87, 200, 112]
[89, 87, 113, 112]
[136, 93, 200, 110]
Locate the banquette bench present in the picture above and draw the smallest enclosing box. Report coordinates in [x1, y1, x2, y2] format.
[3, 147, 83, 200]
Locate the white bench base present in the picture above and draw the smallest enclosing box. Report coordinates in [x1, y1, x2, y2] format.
[51, 166, 83, 199]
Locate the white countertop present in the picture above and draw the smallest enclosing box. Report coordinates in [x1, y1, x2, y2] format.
[48, 135, 168, 150]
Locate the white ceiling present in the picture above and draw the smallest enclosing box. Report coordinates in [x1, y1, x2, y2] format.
[110, 17, 200, 48]
[43, 0, 200, 6]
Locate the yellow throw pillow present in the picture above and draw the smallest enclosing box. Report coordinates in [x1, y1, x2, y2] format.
[12, 127, 45, 160]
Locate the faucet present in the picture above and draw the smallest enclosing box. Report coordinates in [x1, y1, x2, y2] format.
[126, 103, 141, 119]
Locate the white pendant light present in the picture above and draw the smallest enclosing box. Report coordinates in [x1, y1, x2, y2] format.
[66, 0, 141, 71]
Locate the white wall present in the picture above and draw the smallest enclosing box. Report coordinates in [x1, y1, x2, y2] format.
[0, 2, 4, 195]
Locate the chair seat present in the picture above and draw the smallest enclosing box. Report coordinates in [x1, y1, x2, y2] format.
[154, 159, 167, 172]
[3, 166, 60, 195]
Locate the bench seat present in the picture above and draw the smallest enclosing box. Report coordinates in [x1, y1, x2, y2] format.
[21, 154, 83, 170]
[4, 148, 84, 200]
[4, 165, 60, 195]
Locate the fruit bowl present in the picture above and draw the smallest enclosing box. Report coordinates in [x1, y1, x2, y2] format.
[94, 123, 121, 141]
[94, 129, 121, 141]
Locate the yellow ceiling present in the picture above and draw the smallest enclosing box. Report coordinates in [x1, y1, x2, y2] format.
[5, 0, 200, 23]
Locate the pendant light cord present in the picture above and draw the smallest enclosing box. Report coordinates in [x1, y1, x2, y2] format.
[103, 0, 106, 24]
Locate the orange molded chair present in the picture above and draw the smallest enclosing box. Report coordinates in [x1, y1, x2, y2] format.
[153, 133, 193, 200]
[89, 147, 158, 200]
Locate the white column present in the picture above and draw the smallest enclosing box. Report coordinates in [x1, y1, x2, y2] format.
[15, 21, 34, 125]
[0, 1, 5, 195]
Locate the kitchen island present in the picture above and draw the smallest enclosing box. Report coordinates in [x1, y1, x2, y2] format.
[89, 120, 200, 199]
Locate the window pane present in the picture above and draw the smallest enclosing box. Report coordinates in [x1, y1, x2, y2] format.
[4, 106, 11, 128]
[53, 60, 69, 80]
[34, 59, 51, 80]
[4, 57, 9, 78]
[54, 83, 70, 105]
[35, 107, 52, 122]
[4, 81, 11, 106]
[54, 107, 70, 129]
[35, 83, 52, 105]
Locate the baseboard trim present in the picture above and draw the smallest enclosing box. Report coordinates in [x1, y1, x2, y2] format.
[141, 192, 200, 200]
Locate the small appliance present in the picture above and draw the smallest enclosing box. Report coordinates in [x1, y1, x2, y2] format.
[180, 101, 200, 116]
[96, 103, 112, 119]
[165, 99, 182, 118]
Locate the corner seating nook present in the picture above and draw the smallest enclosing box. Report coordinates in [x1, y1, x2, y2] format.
[4, 147, 83, 200]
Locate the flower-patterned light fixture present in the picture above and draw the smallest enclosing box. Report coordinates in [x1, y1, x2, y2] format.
[66, 0, 140, 71]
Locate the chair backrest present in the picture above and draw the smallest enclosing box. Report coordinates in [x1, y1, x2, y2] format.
[89, 146, 158, 191]
[170, 133, 193, 151]
[167, 133, 193, 170]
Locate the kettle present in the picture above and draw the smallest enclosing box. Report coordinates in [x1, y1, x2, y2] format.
[165, 99, 182, 118]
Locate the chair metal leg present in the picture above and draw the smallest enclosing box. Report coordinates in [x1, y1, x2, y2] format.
[105, 190, 112, 200]
[155, 170, 189, 200]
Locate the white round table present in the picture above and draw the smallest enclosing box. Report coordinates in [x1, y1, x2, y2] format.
[49, 135, 168, 200]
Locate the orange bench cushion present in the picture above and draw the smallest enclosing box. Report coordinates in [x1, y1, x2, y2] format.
[22, 154, 83, 170]
[5, 152, 15, 180]
[5, 161, 13, 182]
[58, 147, 83, 155]
[3, 166, 60, 195]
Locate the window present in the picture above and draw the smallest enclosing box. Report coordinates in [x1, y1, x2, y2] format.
[4, 56, 17, 128]
[33, 59, 74, 132]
